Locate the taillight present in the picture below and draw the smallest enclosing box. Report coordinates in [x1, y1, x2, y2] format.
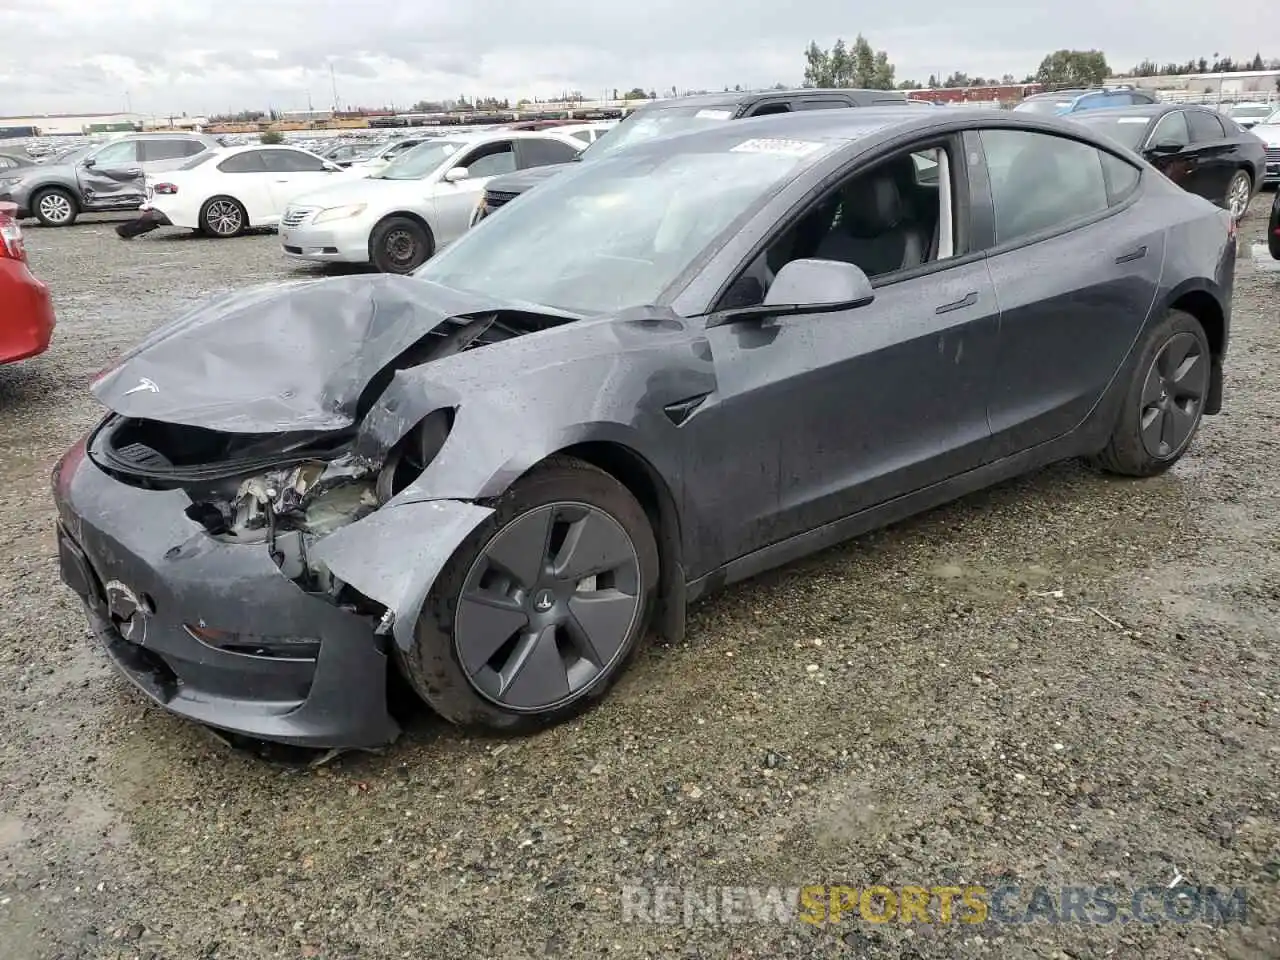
[153, 183, 178, 195]
[0, 213, 25, 262]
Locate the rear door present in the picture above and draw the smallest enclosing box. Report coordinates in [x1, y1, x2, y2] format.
[430, 139, 517, 246]
[1184, 109, 1234, 204]
[257, 148, 335, 219]
[78, 139, 143, 205]
[971, 127, 1166, 457]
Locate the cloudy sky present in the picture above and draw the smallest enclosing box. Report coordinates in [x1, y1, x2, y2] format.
[2, 0, 1277, 117]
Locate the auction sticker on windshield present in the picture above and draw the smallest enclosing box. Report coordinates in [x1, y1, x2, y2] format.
[695, 109, 734, 120]
[1116, 117, 1150, 123]
[731, 138, 826, 157]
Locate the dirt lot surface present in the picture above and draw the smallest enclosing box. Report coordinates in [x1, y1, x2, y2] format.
[1, 204, 1277, 960]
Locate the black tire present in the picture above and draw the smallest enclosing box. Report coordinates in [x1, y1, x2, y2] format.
[1090, 310, 1211, 477]
[397, 456, 659, 731]
[369, 215, 433, 274]
[31, 188, 79, 227]
[1268, 191, 1280, 261]
[199, 196, 247, 238]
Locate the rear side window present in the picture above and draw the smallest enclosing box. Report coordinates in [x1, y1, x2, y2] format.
[518, 138, 580, 168]
[217, 151, 266, 173]
[1186, 111, 1226, 142]
[1100, 152, 1141, 204]
[141, 139, 201, 161]
[747, 102, 791, 116]
[980, 129, 1110, 245]
[258, 149, 326, 172]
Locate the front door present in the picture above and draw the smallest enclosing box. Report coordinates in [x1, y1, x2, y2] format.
[430, 140, 517, 246]
[78, 140, 144, 207]
[1142, 111, 1199, 195]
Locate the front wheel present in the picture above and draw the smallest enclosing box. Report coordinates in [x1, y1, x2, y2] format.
[32, 188, 79, 227]
[369, 216, 433, 274]
[1089, 310, 1211, 477]
[1225, 170, 1252, 222]
[397, 456, 659, 732]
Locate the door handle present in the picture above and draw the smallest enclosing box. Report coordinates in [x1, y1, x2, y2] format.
[1114, 245, 1147, 264]
[935, 291, 978, 315]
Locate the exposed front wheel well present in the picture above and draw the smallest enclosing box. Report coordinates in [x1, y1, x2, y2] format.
[557, 442, 686, 644]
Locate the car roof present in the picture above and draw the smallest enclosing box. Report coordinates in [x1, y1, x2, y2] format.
[215, 144, 313, 155]
[638, 88, 906, 111]
[604, 106, 1128, 157]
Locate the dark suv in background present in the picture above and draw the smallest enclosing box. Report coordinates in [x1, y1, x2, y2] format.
[0, 133, 222, 226]
[471, 88, 909, 224]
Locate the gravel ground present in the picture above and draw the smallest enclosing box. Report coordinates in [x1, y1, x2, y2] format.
[1, 204, 1277, 960]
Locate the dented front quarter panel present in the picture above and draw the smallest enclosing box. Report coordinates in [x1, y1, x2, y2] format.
[318, 306, 717, 651]
[309, 499, 494, 651]
[357, 306, 717, 503]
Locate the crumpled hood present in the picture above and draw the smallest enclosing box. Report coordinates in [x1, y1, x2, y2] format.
[91, 274, 506, 433]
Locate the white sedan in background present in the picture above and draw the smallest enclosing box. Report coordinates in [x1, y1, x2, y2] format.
[280, 130, 584, 273]
[144, 145, 361, 237]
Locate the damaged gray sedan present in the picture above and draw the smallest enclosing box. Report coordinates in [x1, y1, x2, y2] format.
[53, 109, 1235, 747]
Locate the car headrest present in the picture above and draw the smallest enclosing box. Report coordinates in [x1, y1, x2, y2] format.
[841, 174, 905, 237]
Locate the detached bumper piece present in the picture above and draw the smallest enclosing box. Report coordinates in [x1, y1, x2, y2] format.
[53, 446, 400, 748]
[116, 209, 171, 239]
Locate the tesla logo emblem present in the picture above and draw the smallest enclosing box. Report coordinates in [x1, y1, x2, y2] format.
[533, 590, 555, 613]
[123, 377, 159, 396]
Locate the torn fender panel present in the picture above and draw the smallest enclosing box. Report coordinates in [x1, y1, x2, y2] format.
[354, 307, 717, 503]
[90, 275, 515, 433]
[309, 498, 494, 651]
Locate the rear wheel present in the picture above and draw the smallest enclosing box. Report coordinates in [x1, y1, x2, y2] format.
[369, 216, 433, 273]
[32, 188, 78, 227]
[396, 457, 659, 731]
[1090, 310, 1211, 477]
[200, 196, 247, 237]
[1225, 170, 1251, 222]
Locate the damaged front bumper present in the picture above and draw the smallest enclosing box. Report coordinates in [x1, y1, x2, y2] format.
[51, 434, 492, 748]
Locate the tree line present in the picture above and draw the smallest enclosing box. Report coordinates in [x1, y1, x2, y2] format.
[803, 37, 1279, 91]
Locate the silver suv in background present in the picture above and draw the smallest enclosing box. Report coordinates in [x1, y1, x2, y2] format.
[0, 133, 223, 226]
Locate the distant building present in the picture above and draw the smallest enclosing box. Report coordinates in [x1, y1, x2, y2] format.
[0, 112, 149, 136]
[909, 83, 1042, 105]
[1111, 70, 1280, 100]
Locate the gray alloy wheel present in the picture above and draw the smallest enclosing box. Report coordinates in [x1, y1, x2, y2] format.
[454, 502, 644, 712]
[1225, 170, 1251, 221]
[1090, 309, 1211, 477]
[33, 189, 77, 227]
[1138, 330, 1209, 461]
[201, 197, 246, 237]
[396, 455, 659, 731]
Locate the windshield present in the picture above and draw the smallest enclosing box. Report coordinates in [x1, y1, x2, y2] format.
[373, 140, 467, 180]
[416, 140, 831, 314]
[580, 104, 739, 160]
[1072, 114, 1151, 150]
[1013, 98, 1077, 114]
[52, 146, 91, 165]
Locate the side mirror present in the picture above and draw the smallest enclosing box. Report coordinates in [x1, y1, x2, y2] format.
[444, 166, 470, 183]
[1146, 139, 1184, 156]
[707, 259, 875, 328]
[763, 258, 874, 308]
[81, 157, 96, 168]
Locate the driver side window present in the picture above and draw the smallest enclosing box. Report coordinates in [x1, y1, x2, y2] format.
[460, 141, 517, 178]
[1147, 111, 1190, 148]
[718, 142, 957, 309]
[90, 141, 139, 166]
